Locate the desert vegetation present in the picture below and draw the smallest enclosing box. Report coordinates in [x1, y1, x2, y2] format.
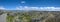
[0, 10, 60, 22]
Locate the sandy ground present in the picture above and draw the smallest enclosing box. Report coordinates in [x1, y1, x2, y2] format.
[0, 13, 7, 22]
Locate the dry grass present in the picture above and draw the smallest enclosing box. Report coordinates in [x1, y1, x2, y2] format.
[44, 15, 60, 22]
[6, 11, 60, 22]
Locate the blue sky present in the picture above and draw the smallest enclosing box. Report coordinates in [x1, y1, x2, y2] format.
[0, 0, 60, 10]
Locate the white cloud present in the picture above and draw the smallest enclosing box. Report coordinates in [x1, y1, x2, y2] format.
[16, 6, 60, 11]
[0, 6, 5, 10]
[21, 1, 26, 4]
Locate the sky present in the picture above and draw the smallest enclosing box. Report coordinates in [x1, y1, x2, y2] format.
[0, 0, 60, 11]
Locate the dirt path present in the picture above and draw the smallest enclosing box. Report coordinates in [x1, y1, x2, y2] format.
[0, 13, 7, 22]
